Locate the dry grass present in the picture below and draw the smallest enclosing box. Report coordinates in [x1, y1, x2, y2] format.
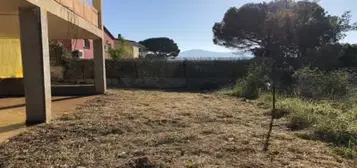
[0, 89, 355, 168]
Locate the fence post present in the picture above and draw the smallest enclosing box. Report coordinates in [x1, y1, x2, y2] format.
[183, 60, 189, 89]
[134, 60, 138, 79]
[232, 61, 236, 80]
[81, 62, 85, 82]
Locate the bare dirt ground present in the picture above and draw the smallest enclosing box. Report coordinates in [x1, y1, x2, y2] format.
[0, 96, 97, 143]
[0, 89, 354, 168]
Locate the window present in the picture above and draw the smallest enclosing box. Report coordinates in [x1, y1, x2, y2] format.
[83, 39, 90, 49]
[105, 42, 111, 51]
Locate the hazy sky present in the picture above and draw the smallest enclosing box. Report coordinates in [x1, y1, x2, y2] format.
[101, 0, 357, 52]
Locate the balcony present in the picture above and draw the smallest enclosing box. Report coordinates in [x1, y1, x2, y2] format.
[19, 0, 103, 39]
[54, 0, 99, 27]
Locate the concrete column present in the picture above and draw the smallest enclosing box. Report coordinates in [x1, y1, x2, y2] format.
[19, 7, 52, 124]
[94, 39, 107, 93]
[93, 0, 106, 93]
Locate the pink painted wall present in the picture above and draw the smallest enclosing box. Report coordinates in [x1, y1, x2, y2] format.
[60, 27, 116, 59]
[72, 39, 94, 59]
[103, 29, 116, 58]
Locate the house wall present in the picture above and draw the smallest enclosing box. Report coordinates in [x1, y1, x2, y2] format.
[60, 39, 72, 51]
[104, 30, 115, 59]
[59, 39, 93, 59]
[132, 46, 140, 58]
[62, 28, 115, 59]
[0, 15, 23, 78]
[73, 39, 94, 59]
[0, 39, 23, 78]
[0, 15, 20, 38]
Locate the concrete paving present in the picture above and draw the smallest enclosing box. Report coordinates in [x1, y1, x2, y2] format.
[0, 96, 96, 143]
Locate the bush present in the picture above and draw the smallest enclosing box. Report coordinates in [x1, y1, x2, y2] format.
[233, 75, 260, 99]
[232, 62, 268, 99]
[293, 67, 350, 99]
[108, 48, 122, 60]
[109, 36, 133, 60]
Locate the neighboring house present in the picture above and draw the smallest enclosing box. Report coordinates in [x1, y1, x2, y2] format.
[115, 34, 146, 59]
[58, 28, 146, 60]
[59, 26, 116, 59]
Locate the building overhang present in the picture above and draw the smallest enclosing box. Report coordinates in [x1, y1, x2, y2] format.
[0, 0, 103, 39]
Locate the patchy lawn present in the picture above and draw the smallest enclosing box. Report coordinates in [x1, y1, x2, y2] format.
[0, 89, 354, 167]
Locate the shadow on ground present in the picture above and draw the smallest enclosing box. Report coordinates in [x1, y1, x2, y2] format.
[0, 123, 25, 134]
[0, 96, 90, 112]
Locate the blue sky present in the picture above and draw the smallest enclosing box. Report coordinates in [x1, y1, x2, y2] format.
[101, 0, 357, 52]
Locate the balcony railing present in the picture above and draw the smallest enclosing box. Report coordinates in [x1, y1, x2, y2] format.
[54, 0, 99, 27]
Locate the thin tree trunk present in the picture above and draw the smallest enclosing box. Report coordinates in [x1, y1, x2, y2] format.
[263, 64, 276, 152]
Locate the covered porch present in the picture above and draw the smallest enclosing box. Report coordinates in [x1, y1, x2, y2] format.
[0, 0, 107, 124]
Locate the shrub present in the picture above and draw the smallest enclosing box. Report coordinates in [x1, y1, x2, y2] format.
[109, 36, 133, 60]
[326, 70, 350, 97]
[233, 75, 260, 99]
[232, 61, 269, 99]
[108, 48, 123, 60]
[293, 67, 350, 99]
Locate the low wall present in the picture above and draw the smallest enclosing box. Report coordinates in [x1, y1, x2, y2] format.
[63, 59, 248, 79]
[108, 77, 236, 90]
[0, 78, 96, 97]
[62, 59, 249, 90]
[51, 85, 96, 96]
[1, 59, 248, 96]
[0, 78, 24, 96]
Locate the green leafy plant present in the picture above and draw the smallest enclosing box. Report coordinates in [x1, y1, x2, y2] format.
[108, 48, 123, 60]
[233, 74, 260, 99]
[293, 67, 350, 99]
[232, 61, 269, 99]
[109, 35, 133, 60]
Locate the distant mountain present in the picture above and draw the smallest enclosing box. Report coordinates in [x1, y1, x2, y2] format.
[177, 49, 252, 59]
